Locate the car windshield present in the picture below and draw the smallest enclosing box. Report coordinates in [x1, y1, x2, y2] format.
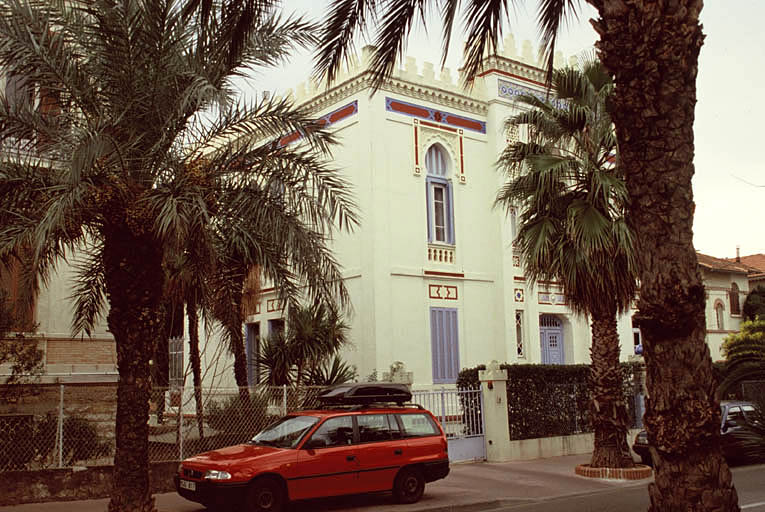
[250, 415, 319, 449]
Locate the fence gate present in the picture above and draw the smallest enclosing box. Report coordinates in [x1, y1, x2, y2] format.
[412, 388, 485, 462]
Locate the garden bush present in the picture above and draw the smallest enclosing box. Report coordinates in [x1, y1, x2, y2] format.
[457, 362, 644, 440]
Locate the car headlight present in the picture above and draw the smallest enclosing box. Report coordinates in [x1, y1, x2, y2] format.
[204, 470, 232, 480]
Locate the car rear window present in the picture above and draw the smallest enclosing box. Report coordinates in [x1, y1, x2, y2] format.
[358, 414, 401, 443]
[398, 413, 439, 437]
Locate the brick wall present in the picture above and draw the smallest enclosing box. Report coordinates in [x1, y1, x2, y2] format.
[46, 339, 116, 366]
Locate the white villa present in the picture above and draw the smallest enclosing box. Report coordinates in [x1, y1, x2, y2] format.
[0, 38, 752, 388]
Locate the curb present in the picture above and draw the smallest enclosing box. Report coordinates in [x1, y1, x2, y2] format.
[574, 464, 652, 480]
[400, 499, 526, 512]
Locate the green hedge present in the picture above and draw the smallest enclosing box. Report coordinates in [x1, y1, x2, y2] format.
[457, 362, 645, 441]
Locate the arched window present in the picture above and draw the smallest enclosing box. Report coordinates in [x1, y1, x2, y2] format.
[425, 144, 455, 244]
[729, 283, 741, 315]
[715, 301, 725, 330]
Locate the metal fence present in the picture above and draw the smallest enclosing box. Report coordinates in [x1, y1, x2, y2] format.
[412, 388, 484, 439]
[0, 384, 324, 472]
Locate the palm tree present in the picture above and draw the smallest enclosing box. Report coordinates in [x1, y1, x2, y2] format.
[0, 2, 358, 511]
[313, 1, 736, 509]
[496, 58, 636, 469]
[256, 301, 352, 387]
[164, 241, 213, 437]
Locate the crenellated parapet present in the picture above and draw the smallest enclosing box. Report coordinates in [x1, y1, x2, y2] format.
[286, 35, 577, 115]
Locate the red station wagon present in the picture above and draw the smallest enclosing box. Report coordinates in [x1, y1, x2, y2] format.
[175, 383, 450, 511]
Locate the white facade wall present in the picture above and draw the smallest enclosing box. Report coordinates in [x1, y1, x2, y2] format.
[251, 51, 641, 387]
[7, 46, 750, 388]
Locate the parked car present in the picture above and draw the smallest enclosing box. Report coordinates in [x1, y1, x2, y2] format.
[175, 383, 450, 512]
[632, 400, 765, 466]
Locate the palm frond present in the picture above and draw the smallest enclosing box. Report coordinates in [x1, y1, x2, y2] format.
[536, 0, 580, 83]
[70, 243, 107, 337]
[313, 0, 377, 86]
[460, 0, 511, 86]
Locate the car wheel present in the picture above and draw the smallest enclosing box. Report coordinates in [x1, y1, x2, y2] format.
[393, 467, 425, 504]
[640, 454, 653, 467]
[246, 477, 285, 512]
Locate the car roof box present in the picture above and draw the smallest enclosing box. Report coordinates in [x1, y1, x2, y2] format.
[317, 383, 412, 405]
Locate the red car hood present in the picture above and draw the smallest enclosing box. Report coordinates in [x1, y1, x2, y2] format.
[184, 443, 285, 468]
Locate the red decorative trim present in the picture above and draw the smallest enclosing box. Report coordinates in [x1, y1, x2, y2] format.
[459, 133, 464, 177]
[477, 68, 547, 88]
[513, 276, 526, 281]
[328, 103, 356, 123]
[266, 299, 283, 313]
[255, 304, 261, 315]
[429, 284, 458, 300]
[260, 287, 275, 293]
[386, 97, 486, 133]
[424, 270, 464, 278]
[277, 132, 301, 147]
[420, 120, 458, 133]
[444, 114, 483, 133]
[389, 100, 431, 118]
[414, 122, 419, 165]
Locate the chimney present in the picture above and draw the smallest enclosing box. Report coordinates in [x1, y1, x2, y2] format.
[736, 245, 741, 263]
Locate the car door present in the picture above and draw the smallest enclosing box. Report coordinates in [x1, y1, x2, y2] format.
[355, 413, 408, 492]
[400, 411, 445, 462]
[289, 415, 359, 500]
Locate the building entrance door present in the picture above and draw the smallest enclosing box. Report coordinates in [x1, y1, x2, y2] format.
[539, 315, 564, 364]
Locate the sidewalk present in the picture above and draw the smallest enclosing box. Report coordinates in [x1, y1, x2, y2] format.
[0, 455, 651, 512]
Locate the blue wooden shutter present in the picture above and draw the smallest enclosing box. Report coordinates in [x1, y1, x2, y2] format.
[430, 308, 459, 384]
[446, 182, 455, 245]
[425, 178, 433, 242]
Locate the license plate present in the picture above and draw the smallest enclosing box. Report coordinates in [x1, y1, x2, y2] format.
[179, 479, 196, 491]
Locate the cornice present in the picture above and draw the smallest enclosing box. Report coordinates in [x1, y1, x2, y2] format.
[300, 71, 488, 116]
[477, 55, 549, 87]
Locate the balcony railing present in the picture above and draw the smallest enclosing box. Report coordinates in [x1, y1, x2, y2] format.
[427, 244, 455, 265]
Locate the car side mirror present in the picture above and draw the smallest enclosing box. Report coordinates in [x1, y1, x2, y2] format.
[304, 438, 326, 450]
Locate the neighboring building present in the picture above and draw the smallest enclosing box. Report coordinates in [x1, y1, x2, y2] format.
[696, 253, 750, 360]
[739, 253, 765, 289]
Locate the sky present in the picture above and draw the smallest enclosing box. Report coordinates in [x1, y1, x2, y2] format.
[249, 1, 765, 259]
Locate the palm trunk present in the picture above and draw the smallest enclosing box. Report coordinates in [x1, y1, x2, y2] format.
[187, 299, 204, 439]
[227, 271, 249, 401]
[589, 304, 634, 468]
[104, 227, 165, 512]
[591, 1, 738, 509]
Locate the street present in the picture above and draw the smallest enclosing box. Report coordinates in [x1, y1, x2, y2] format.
[479, 465, 765, 512]
[2, 458, 763, 512]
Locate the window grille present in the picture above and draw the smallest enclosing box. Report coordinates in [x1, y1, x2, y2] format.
[515, 310, 524, 357]
[168, 336, 184, 388]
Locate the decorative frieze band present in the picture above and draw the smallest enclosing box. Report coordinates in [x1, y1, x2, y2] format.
[429, 284, 458, 300]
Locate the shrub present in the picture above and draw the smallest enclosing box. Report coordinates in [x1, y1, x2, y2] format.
[457, 362, 644, 440]
[0, 413, 104, 470]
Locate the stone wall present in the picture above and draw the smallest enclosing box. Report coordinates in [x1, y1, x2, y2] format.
[0, 462, 178, 505]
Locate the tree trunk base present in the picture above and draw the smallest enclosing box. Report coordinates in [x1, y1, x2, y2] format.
[576, 464, 651, 480]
